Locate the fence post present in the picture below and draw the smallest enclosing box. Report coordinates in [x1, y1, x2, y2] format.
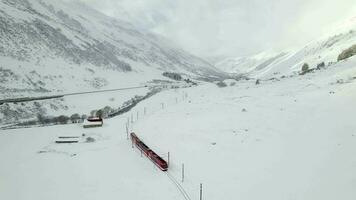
[126, 123, 129, 140]
[200, 183, 203, 200]
[182, 163, 185, 182]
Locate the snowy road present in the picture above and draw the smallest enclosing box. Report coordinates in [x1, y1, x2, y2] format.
[0, 86, 148, 105]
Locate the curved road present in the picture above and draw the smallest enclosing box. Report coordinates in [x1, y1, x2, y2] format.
[0, 86, 148, 105]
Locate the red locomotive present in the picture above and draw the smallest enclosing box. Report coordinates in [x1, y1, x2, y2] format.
[130, 132, 168, 171]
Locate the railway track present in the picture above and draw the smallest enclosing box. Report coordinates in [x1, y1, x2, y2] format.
[166, 171, 191, 200]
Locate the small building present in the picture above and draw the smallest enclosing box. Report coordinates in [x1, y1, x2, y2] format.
[83, 117, 103, 128]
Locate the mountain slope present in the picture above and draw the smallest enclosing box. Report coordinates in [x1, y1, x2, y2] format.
[215, 17, 356, 78]
[0, 0, 227, 125]
[0, 0, 225, 99]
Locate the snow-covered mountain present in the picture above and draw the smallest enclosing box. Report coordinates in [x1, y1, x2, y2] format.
[215, 17, 356, 78]
[0, 0, 225, 99]
[215, 51, 287, 74]
[0, 0, 228, 125]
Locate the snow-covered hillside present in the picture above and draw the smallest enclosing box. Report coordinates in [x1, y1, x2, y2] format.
[0, 0, 227, 125]
[0, 0, 227, 98]
[215, 17, 356, 78]
[1, 54, 355, 200]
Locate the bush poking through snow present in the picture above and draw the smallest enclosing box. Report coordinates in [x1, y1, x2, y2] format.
[338, 44, 356, 61]
[57, 115, 69, 124]
[162, 72, 182, 81]
[70, 113, 81, 123]
[316, 62, 325, 70]
[216, 81, 227, 88]
[86, 137, 95, 143]
[184, 78, 198, 86]
[81, 114, 87, 121]
[302, 63, 309, 72]
[300, 63, 314, 75]
[96, 110, 103, 118]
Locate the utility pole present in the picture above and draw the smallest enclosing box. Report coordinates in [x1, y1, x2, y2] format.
[127, 118, 129, 133]
[167, 152, 170, 167]
[131, 113, 133, 123]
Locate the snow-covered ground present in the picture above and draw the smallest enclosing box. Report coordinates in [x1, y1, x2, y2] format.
[1, 57, 356, 200]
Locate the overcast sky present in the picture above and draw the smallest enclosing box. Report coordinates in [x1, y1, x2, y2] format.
[78, 0, 356, 58]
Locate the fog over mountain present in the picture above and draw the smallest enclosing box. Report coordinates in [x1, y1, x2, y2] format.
[78, 0, 356, 57]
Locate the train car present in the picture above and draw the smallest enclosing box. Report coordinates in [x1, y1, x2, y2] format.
[131, 133, 150, 156]
[148, 151, 168, 171]
[137, 141, 151, 156]
[130, 132, 139, 143]
[130, 132, 168, 171]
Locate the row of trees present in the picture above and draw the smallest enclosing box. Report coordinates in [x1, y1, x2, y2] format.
[36, 96, 143, 125]
[37, 113, 87, 125]
[300, 61, 327, 75]
[32, 89, 159, 127]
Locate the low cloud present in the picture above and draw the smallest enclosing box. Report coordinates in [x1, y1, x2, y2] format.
[78, 0, 356, 57]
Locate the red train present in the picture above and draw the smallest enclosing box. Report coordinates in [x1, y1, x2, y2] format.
[130, 132, 168, 171]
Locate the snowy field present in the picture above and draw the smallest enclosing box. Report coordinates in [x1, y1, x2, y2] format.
[45, 86, 150, 116]
[1, 58, 356, 200]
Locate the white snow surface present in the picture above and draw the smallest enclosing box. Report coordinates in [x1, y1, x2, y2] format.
[1, 56, 356, 200]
